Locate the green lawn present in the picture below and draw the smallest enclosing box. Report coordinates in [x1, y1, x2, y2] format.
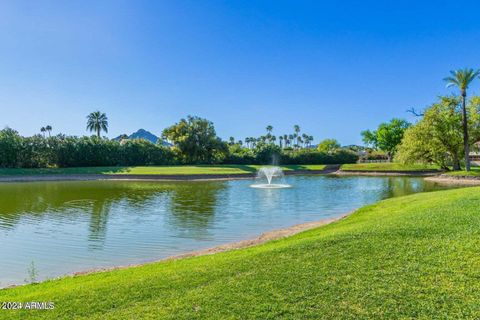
[1, 187, 480, 319]
[341, 162, 440, 172]
[444, 166, 480, 177]
[0, 165, 326, 176]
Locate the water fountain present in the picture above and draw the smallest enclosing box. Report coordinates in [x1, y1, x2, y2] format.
[250, 166, 291, 189]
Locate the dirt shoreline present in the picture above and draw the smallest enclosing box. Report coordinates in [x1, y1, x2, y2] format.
[3, 212, 351, 289]
[77, 213, 350, 275]
[425, 175, 480, 185]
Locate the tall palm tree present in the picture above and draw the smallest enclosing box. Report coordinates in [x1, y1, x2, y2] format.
[86, 111, 108, 138]
[302, 133, 309, 148]
[444, 68, 480, 171]
[40, 127, 46, 137]
[251, 137, 257, 148]
[266, 125, 273, 133]
[297, 136, 303, 148]
[45, 125, 52, 137]
[293, 125, 300, 149]
[279, 136, 283, 148]
[283, 134, 288, 148]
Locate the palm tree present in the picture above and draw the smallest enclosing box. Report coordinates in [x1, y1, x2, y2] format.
[293, 125, 300, 149]
[40, 127, 46, 137]
[297, 136, 303, 148]
[251, 137, 257, 148]
[283, 134, 288, 148]
[279, 136, 283, 148]
[302, 133, 309, 148]
[266, 125, 273, 133]
[444, 68, 480, 171]
[86, 111, 108, 138]
[45, 125, 52, 137]
[229, 136, 235, 145]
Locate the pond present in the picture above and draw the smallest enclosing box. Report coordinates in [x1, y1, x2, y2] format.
[0, 175, 455, 287]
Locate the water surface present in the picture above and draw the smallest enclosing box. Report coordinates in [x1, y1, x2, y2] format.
[0, 175, 455, 286]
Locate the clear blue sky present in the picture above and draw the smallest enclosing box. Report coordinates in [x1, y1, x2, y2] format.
[1, 0, 480, 145]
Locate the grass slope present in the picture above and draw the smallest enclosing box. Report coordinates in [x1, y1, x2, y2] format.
[0, 165, 326, 176]
[341, 163, 439, 172]
[445, 167, 480, 177]
[1, 187, 480, 319]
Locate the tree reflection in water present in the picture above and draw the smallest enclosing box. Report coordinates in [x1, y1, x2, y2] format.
[0, 181, 225, 247]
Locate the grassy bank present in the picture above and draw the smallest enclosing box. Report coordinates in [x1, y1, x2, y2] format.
[341, 162, 439, 172]
[0, 165, 326, 176]
[444, 167, 480, 177]
[1, 187, 480, 319]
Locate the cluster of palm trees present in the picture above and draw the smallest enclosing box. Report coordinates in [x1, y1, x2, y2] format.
[38, 111, 109, 139]
[243, 125, 314, 149]
[40, 125, 52, 137]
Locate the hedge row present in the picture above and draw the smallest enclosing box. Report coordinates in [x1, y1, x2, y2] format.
[0, 129, 359, 168]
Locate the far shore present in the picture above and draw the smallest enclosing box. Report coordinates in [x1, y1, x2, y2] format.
[5, 164, 480, 183]
[425, 174, 480, 185]
[0, 165, 340, 182]
[334, 170, 440, 177]
[0, 169, 335, 183]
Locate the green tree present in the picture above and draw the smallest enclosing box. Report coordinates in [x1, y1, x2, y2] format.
[45, 125, 52, 137]
[86, 111, 108, 138]
[317, 139, 341, 153]
[361, 118, 411, 162]
[0, 128, 22, 167]
[162, 116, 228, 164]
[40, 127, 46, 137]
[293, 125, 300, 149]
[444, 68, 480, 171]
[397, 96, 480, 170]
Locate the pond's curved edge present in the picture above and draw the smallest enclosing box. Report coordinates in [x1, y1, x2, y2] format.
[2, 211, 352, 290]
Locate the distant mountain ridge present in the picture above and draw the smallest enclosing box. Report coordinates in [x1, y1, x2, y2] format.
[114, 129, 171, 146]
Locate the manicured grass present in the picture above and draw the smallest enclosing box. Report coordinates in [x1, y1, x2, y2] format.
[341, 162, 440, 172]
[0, 165, 326, 176]
[2, 187, 480, 319]
[444, 167, 480, 176]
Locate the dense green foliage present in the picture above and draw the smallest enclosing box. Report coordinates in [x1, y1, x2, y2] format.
[2, 187, 480, 319]
[0, 127, 358, 168]
[0, 129, 176, 168]
[316, 138, 340, 153]
[162, 116, 229, 164]
[361, 118, 411, 161]
[224, 142, 358, 165]
[396, 96, 480, 170]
